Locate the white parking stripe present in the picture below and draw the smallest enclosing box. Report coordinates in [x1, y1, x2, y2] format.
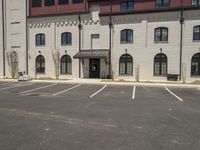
[165, 87, 183, 102]
[53, 84, 81, 96]
[20, 83, 57, 94]
[90, 85, 107, 98]
[0, 83, 33, 91]
[132, 86, 136, 100]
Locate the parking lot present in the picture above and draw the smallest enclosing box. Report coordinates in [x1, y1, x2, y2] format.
[0, 81, 200, 150]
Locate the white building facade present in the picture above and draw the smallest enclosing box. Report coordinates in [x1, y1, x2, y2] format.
[0, 0, 200, 82]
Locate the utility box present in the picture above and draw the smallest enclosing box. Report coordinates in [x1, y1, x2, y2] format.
[167, 74, 179, 81]
[18, 72, 31, 81]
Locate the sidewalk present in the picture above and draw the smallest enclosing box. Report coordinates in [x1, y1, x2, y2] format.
[0, 78, 200, 88]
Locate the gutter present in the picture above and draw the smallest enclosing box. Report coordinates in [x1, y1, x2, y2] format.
[108, 0, 112, 79]
[78, 14, 82, 78]
[2, 0, 5, 76]
[26, 0, 28, 74]
[179, 1, 184, 80]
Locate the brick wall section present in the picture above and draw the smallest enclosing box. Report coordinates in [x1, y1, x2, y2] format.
[89, 0, 193, 13]
[29, 0, 193, 16]
[30, 0, 88, 16]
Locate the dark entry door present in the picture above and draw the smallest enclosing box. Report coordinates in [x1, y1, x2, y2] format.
[89, 58, 100, 78]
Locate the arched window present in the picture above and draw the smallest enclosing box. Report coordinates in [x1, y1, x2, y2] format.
[191, 53, 200, 76]
[120, 29, 133, 43]
[36, 55, 45, 74]
[155, 27, 168, 42]
[154, 53, 167, 75]
[36, 33, 45, 46]
[61, 32, 72, 45]
[60, 55, 72, 74]
[193, 25, 200, 41]
[119, 54, 133, 75]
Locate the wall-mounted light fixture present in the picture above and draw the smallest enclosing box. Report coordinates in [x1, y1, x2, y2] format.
[160, 48, 162, 53]
[39, 50, 41, 54]
[65, 50, 67, 54]
[125, 48, 127, 54]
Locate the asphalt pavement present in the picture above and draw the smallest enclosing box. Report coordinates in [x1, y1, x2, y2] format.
[0, 81, 200, 150]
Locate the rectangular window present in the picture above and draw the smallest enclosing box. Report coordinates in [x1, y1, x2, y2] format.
[120, 1, 134, 11]
[156, 0, 170, 8]
[193, 26, 200, 41]
[45, 0, 55, 6]
[121, 29, 133, 43]
[192, 0, 200, 5]
[73, 0, 83, 3]
[58, 0, 69, 5]
[32, 0, 41, 8]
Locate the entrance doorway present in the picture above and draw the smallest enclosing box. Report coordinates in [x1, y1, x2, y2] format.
[89, 58, 100, 78]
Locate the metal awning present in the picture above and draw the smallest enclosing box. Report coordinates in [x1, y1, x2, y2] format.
[73, 50, 109, 59]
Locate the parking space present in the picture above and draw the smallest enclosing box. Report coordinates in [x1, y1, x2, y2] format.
[0, 81, 199, 102]
[0, 81, 200, 150]
[2, 82, 50, 94]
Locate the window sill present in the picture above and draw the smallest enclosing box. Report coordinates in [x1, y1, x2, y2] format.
[191, 75, 200, 78]
[119, 74, 133, 76]
[193, 40, 200, 42]
[60, 73, 72, 75]
[61, 44, 72, 46]
[154, 41, 168, 44]
[36, 73, 45, 75]
[120, 42, 133, 45]
[153, 75, 167, 77]
[36, 45, 45, 47]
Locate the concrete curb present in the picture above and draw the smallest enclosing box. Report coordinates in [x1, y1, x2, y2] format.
[0, 78, 200, 88]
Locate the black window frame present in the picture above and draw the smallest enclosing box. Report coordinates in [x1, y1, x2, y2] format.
[36, 33, 46, 46]
[36, 55, 45, 74]
[193, 25, 200, 41]
[32, 0, 42, 8]
[61, 32, 72, 45]
[45, 0, 55, 6]
[72, 0, 83, 4]
[60, 55, 72, 74]
[192, 0, 200, 5]
[120, 29, 133, 44]
[191, 53, 200, 76]
[155, 0, 170, 8]
[120, 1, 134, 11]
[58, 0, 69, 5]
[154, 27, 168, 43]
[154, 53, 168, 76]
[119, 54, 133, 75]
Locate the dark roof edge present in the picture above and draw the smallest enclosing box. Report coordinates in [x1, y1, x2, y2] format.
[27, 11, 91, 19]
[99, 6, 200, 17]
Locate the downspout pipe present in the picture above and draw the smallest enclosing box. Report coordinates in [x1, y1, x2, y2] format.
[109, 0, 112, 79]
[26, 0, 28, 74]
[2, 0, 5, 76]
[179, 1, 184, 80]
[78, 14, 82, 78]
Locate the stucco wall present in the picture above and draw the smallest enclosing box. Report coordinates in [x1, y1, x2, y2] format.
[27, 9, 200, 81]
